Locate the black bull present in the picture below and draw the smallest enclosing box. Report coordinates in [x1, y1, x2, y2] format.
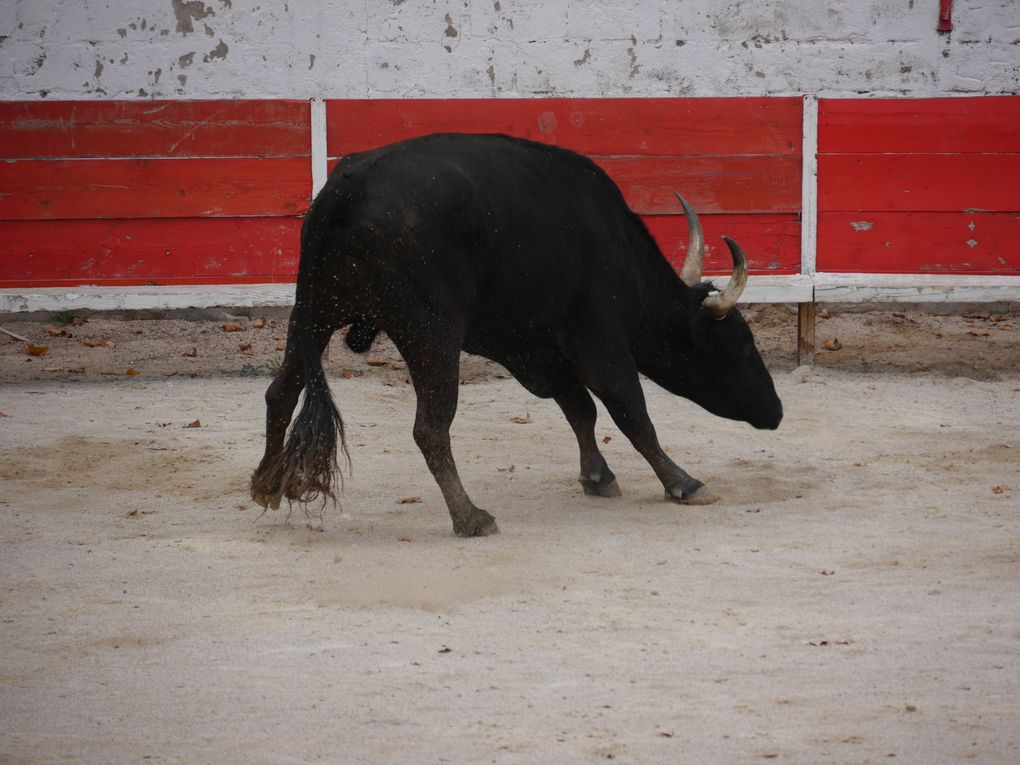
[250, 133, 783, 536]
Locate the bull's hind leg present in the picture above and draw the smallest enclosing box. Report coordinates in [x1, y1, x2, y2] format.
[394, 337, 499, 537]
[554, 382, 621, 498]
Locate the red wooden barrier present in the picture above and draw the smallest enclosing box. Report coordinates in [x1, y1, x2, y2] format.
[817, 96, 1020, 275]
[325, 98, 803, 276]
[0, 100, 310, 288]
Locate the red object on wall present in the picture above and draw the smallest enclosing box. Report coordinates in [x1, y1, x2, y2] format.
[817, 96, 1020, 275]
[938, 0, 953, 32]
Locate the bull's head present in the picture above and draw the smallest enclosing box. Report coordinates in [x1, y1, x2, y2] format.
[664, 193, 783, 431]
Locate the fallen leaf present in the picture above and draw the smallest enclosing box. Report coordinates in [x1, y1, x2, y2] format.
[184, 419, 202, 428]
[42, 324, 69, 337]
[251, 318, 266, 329]
[904, 705, 918, 713]
[823, 338, 843, 351]
[967, 331, 990, 337]
[366, 359, 388, 367]
[99, 338, 116, 348]
[71, 316, 88, 326]
[222, 321, 244, 332]
[497, 464, 516, 473]
[239, 342, 252, 352]
[126, 368, 141, 376]
[437, 646, 452, 653]
[276, 342, 286, 351]
[82, 338, 100, 347]
[820, 569, 836, 576]
[161, 371, 179, 377]
[389, 361, 405, 370]
[24, 344, 49, 356]
[181, 347, 197, 357]
[510, 415, 533, 424]
[602, 435, 612, 444]
[68, 367, 85, 374]
[340, 368, 364, 379]
[398, 535, 415, 543]
[992, 485, 1009, 494]
[0, 412, 9, 417]
[397, 496, 423, 505]
[818, 309, 830, 319]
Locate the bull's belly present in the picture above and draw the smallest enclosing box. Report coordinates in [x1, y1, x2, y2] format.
[462, 326, 574, 399]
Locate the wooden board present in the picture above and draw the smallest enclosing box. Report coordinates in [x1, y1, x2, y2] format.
[326, 98, 802, 157]
[0, 158, 311, 220]
[818, 153, 1020, 213]
[594, 156, 800, 214]
[817, 211, 1020, 274]
[323, 154, 800, 215]
[0, 100, 311, 159]
[0, 218, 302, 287]
[819, 96, 1020, 154]
[644, 213, 801, 275]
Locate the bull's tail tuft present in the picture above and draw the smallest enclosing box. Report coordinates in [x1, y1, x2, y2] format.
[265, 323, 349, 514]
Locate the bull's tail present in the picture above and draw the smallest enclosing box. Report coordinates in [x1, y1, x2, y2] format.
[275, 320, 349, 510]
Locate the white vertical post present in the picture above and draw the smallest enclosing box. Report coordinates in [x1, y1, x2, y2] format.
[800, 94, 819, 277]
[310, 96, 328, 199]
[798, 94, 819, 365]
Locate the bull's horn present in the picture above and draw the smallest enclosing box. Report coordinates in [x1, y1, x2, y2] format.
[675, 192, 704, 287]
[703, 236, 748, 319]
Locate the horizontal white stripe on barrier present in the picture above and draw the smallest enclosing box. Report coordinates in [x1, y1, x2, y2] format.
[4, 273, 1019, 313]
[813, 273, 1020, 303]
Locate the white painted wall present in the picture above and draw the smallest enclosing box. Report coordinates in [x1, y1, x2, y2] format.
[1, 0, 1017, 100]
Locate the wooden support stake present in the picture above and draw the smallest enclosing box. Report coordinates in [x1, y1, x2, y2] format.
[797, 302, 816, 366]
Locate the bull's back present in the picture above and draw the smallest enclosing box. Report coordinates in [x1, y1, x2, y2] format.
[317, 134, 662, 340]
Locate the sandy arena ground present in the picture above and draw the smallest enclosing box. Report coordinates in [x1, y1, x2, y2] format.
[1, 306, 1018, 764]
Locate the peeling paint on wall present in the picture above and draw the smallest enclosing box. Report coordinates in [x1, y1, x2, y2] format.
[0, 0, 1017, 100]
[171, 0, 216, 36]
[203, 39, 228, 63]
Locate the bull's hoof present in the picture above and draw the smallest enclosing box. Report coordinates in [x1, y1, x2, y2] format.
[453, 509, 500, 537]
[250, 473, 283, 510]
[581, 476, 623, 498]
[666, 485, 719, 506]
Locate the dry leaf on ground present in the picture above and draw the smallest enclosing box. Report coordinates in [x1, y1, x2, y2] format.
[222, 322, 244, 332]
[397, 496, 423, 505]
[24, 344, 49, 356]
[823, 338, 843, 351]
[510, 415, 533, 424]
[184, 419, 202, 428]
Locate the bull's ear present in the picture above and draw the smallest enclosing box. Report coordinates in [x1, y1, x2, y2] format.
[702, 236, 747, 319]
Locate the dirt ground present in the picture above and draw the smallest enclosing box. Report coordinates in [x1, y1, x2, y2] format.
[1, 305, 1018, 764]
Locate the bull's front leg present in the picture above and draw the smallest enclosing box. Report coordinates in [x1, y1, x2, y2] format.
[554, 382, 622, 498]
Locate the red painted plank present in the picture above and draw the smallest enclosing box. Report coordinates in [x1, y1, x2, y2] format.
[644, 213, 801, 275]
[0, 214, 798, 287]
[0, 158, 311, 220]
[819, 96, 1020, 154]
[817, 153, 1020, 213]
[594, 156, 800, 214]
[326, 98, 802, 157]
[817, 211, 1020, 274]
[0, 100, 311, 159]
[323, 155, 800, 215]
[0, 218, 302, 287]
